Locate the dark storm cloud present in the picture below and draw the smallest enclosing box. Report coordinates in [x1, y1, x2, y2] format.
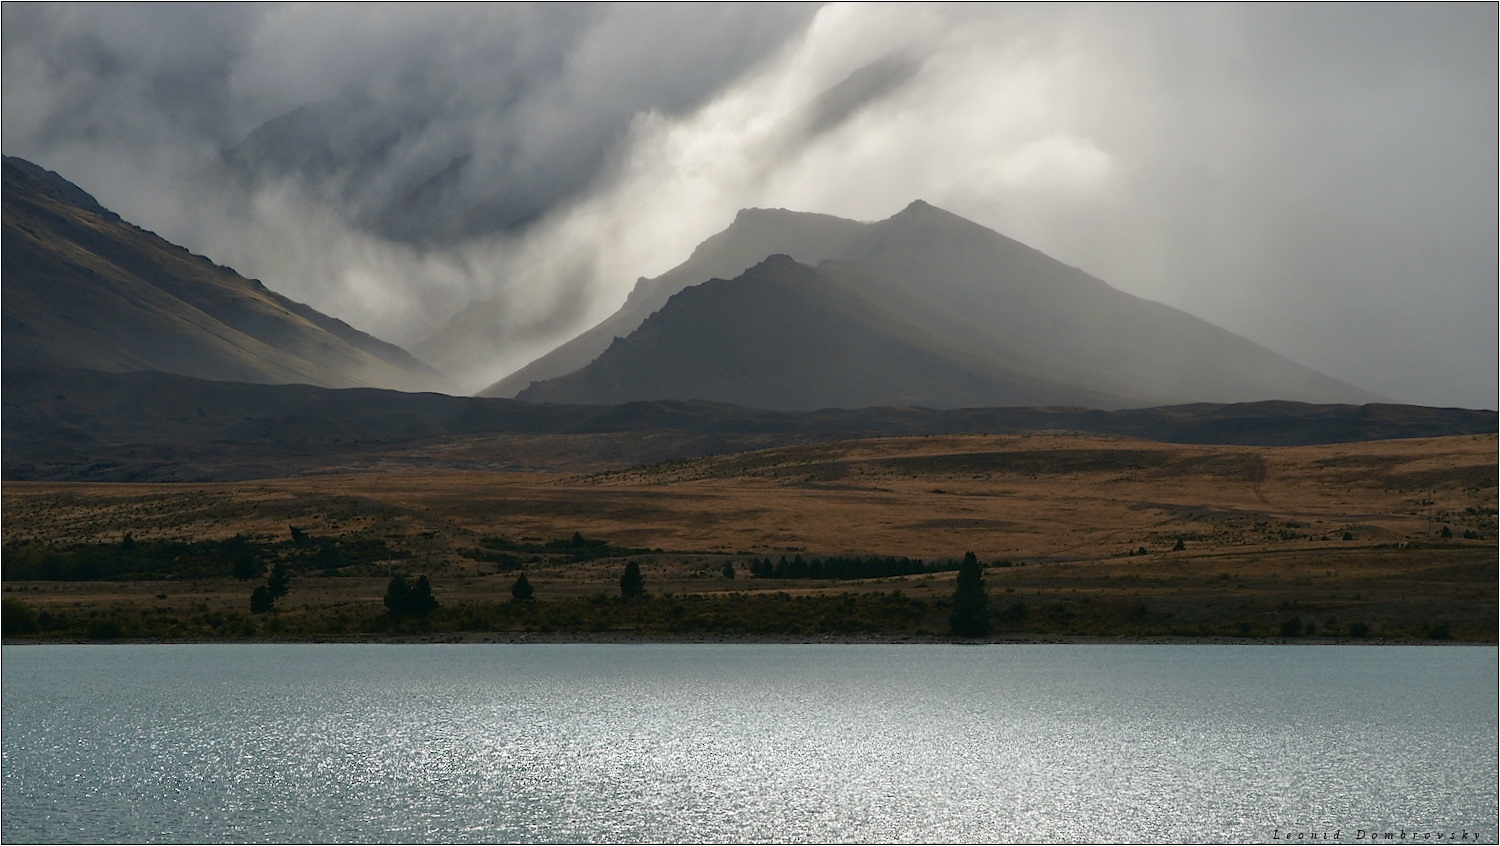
[1, 4, 255, 148]
[5, 3, 821, 242]
[2, 4, 1494, 407]
[1, 2, 823, 363]
[213, 3, 824, 245]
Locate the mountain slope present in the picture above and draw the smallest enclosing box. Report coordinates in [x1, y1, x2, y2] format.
[475, 207, 869, 397]
[518, 254, 1130, 410]
[1, 156, 452, 393]
[516, 201, 1382, 411]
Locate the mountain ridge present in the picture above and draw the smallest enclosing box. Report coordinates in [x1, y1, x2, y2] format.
[475, 206, 871, 396]
[512, 203, 1383, 410]
[5, 364, 1490, 482]
[1, 156, 453, 394]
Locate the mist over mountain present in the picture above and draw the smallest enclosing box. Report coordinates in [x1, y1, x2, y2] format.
[1, 157, 450, 393]
[5, 6, 1491, 409]
[477, 207, 869, 396]
[516, 202, 1381, 411]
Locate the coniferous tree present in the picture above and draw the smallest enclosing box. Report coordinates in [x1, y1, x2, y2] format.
[266, 561, 292, 599]
[949, 551, 990, 636]
[385, 574, 439, 618]
[511, 572, 535, 601]
[384, 574, 411, 616]
[620, 561, 646, 598]
[232, 554, 263, 581]
[250, 585, 275, 614]
[407, 576, 439, 616]
[251, 560, 291, 613]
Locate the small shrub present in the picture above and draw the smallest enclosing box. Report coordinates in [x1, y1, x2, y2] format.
[1280, 617, 1303, 637]
[88, 619, 123, 640]
[2, 598, 40, 635]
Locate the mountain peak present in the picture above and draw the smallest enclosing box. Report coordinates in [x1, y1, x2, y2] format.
[728, 206, 829, 228]
[514, 198, 1382, 410]
[886, 198, 972, 226]
[732, 206, 780, 221]
[751, 253, 799, 270]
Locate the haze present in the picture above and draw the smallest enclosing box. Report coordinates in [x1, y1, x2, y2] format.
[3, 3, 1494, 408]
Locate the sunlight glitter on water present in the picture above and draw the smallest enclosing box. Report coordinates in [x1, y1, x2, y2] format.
[2, 644, 1495, 843]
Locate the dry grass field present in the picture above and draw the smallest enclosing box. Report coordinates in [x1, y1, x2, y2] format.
[4, 431, 1495, 640]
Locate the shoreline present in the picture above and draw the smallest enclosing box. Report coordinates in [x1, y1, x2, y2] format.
[4, 633, 1489, 646]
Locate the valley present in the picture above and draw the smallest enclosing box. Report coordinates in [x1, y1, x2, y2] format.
[2, 156, 1492, 645]
[5, 431, 1493, 642]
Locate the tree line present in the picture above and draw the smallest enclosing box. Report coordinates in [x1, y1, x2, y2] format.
[745, 554, 953, 580]
[2, 529, 403, 582]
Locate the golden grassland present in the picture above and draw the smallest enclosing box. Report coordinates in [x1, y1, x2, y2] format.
[3, 431, 1495, 641]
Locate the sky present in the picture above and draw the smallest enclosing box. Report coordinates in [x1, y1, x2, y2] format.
[3, 3, 1495, 407]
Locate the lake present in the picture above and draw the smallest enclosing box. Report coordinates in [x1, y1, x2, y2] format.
[2, 644, 1495, 843]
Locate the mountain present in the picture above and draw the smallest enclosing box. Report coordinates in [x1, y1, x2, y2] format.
[514, 201, 1383, 411]
[473, 207, 870, 397]
[6, 365, 1490, 482]
[1, 156, 451, 393]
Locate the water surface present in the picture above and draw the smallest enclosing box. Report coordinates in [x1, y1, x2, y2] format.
[3, 644, 1494, 843]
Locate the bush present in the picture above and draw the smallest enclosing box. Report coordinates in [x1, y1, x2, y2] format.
[2, 598, 40, 635]
[88, 619, 123, 640]
[511, 573, 535, 602]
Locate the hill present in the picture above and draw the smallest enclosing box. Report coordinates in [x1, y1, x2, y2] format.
[515, 202, 1381, 410]
[1, 156, 451, 393]
[5, 365, 1489, 482]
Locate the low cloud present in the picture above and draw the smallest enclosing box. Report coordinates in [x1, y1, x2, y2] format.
[3, 4, 1494, 406]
